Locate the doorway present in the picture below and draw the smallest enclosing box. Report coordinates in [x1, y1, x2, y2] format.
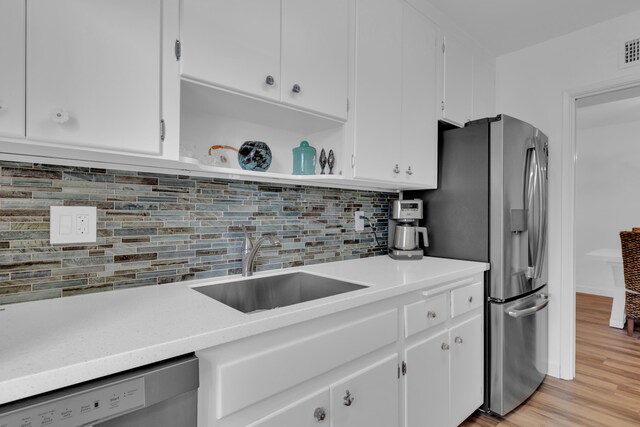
[561, 79, 640, 379]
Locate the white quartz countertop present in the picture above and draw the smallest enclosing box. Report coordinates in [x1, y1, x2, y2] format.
[0, 256, 488, 405]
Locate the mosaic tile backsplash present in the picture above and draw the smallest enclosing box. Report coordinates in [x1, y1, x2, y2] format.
[0, 161, 396, 305]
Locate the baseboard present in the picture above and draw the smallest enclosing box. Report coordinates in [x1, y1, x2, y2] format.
[575, 285, 614, 298]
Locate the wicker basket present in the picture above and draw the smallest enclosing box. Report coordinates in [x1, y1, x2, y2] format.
[620, 230, 640, 334]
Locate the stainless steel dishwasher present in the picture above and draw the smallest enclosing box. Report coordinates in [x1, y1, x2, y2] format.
[0, 353, 198, 427]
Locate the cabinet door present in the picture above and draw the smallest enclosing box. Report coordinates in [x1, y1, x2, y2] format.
[0, 0, 25, 138]
[331, 354, 399, 427]
[281, 0, 348, 120]
[181, 0, 281, 102]
[27, 0, 163, 154]
[442, 36, 473, 127]
[401, 4, 438, 188]
[247, 389, 330, 427]
[352, 0, 403, 182]
[404, 330, 449, 427]
[449, 314, 483, 426]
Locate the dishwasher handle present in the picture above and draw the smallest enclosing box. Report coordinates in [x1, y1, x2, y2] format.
[507, 294, 549, 318]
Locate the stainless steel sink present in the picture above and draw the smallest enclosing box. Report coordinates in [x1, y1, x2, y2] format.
[192, 272, 367, 314]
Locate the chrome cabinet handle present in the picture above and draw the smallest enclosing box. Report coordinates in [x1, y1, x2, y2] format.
[406, 166, 413, 175]
[393, 164, 400, 174]
[313, 407, 326, 421]
[427, 311, 437, 319]
[292, 84, 301, 93]
[265, 75, 275, 85]
[343, 389, 354, 406]
[454, 336, 463, 344]
[441, 343, 449, 350]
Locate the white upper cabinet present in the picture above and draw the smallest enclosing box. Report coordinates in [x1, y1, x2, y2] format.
[400, 4, 438, 187]
[180, 0, 281, 102]
[0, 0, 25, 139]
[442, 35, 473, 127]
[180, 0, 348, 120]
[352, 0, 438, 189]
[281, 0, 348, 119]
[26, 0, 164, 155]
[352, 0, 403, 183]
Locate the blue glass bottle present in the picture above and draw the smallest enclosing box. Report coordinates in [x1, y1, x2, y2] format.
[292, 141, 316, 175]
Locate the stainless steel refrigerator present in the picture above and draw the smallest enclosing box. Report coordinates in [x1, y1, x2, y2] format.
[406, 114, 549, 416]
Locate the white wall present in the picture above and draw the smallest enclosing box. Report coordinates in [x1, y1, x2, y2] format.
[496, 10, 640, 378]
[575, 115, 640, 296]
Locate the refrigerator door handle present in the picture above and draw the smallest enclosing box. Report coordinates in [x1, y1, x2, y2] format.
[523, 136, 547, 280]
[507, 295, 549, 318]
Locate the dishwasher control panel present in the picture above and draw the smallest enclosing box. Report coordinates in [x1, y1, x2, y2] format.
[0, 377, 145, 427]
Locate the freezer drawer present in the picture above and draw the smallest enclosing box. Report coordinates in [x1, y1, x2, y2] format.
[488, 287, 548, 416]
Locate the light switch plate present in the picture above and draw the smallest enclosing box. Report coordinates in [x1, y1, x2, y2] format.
[50, 206, 97, 244]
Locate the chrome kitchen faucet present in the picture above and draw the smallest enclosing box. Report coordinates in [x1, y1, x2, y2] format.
[241, 225, 281, 277]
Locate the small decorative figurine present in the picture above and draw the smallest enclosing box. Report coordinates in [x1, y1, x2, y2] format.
[327, 149, 335, 175]
[319, 148, 327, 174]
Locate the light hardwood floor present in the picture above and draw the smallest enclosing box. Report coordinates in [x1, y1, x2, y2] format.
[461, 293, 640, 426]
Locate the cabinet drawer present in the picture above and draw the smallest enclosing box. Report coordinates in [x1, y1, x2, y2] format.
[451, 281, 483, 318]
[216, 309, 398, 418]
[404, 293, 447, 337]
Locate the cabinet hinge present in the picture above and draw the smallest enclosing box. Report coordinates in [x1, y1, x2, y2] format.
[398, 364, 401, 379]
[160, 119, 166, 142]
[351, 154, 355, 168]
[402, 361, 407, 376]
[347, 98, 350, 112]
[442, 41, 446, 53]
[441, 100, 445, 111]
[175, 39, 181, 61]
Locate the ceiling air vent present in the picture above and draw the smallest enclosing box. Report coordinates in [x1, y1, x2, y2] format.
[621, 38, 640, 68]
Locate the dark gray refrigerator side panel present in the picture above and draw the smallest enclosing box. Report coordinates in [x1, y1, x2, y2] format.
[406, 123, 490, 262]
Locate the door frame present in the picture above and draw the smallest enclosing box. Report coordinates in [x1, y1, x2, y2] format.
[560, 75, 640, 379]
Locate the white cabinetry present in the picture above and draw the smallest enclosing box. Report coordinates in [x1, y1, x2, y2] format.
[330, 355, 399, 427]
[403, 276, 484, 427]
[197, 307, 399, 426]
[249, 355, 399, 427]
[181, 0, 348, 120]
[246, 389, 330, 427]
[26, 0, 170, 155]
[352, 0, 438, 188]
[0, 0, 25, 138]
[449, 315, 484, 426]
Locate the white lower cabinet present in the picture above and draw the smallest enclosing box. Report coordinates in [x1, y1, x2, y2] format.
[246, 389, 330, 427]
[405, 330, 449, 427]
[449, 315, 484, 427]
[330, 355, 399, 427]
[248, 355, 399, 427]
[196, 274, 484, 427]
[403, 276, 484, 427]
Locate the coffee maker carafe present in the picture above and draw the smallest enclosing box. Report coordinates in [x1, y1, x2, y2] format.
[388, 199, 428, 260]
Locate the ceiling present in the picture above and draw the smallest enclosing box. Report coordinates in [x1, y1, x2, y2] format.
[426, 0, 640, 56]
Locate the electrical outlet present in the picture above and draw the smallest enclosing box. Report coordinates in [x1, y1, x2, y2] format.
[355, 211, 365, 231]
[50, 206, 97, 244]
[77, 214, 89, 234]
